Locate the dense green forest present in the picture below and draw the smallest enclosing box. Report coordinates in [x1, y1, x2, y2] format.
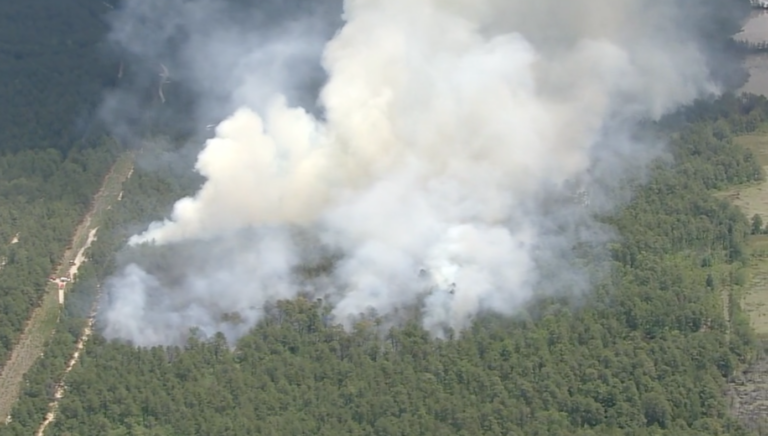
[0, 143, 120, 364]
[0, 95, 764, 435]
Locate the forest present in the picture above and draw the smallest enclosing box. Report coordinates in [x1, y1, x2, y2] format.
[0, 94, 764, 435]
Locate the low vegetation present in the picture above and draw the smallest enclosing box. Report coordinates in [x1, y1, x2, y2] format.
[0, 144, 120, 365]
[706, 98, 768, 433]
[717, 126, 768, 339]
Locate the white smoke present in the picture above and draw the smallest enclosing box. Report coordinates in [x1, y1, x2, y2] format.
[101, 0, 719, 345]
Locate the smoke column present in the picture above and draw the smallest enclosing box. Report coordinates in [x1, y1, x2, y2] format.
[100, 0, 720, 346]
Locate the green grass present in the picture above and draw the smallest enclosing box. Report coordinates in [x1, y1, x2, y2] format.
[0, 153, 134, 422]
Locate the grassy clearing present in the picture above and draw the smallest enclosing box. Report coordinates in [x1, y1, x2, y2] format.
[717, 127, 768, 338]
[0, 153, 134, 423]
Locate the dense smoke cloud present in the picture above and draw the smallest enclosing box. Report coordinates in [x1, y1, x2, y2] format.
[100, 0, 724, 346]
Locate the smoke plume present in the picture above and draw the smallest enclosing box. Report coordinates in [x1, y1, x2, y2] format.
[100, 0, 722, 346]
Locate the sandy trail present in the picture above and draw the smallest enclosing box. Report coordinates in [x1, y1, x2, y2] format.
[34, 306, 96, 436]
[0, 233, 20, 274]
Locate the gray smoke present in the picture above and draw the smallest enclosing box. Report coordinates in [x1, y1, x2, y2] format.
[98, 0, 340, 139]
[100, 0, 721, 346]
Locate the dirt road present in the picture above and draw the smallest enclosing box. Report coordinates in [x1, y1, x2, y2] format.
[35, 306, 97, 436]
[0, 154, 133, 424]
[0, 233, 19, 273]
[718, 130, 768, 431]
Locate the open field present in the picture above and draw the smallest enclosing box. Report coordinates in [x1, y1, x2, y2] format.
[745, 235, 768, 337]
[0, 153, 134, 423]
[717, 127, 768, 337]
[720, 127, 768, 431]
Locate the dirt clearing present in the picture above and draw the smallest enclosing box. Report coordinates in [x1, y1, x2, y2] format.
[0, 233, 19, 274]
